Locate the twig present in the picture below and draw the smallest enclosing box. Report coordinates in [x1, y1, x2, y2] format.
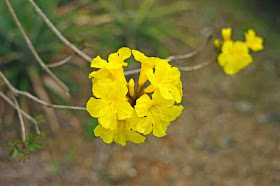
[0, 71, 86, 111]
[11, 94, 26, 141]
[28, 0, 92, 63]
[124, 60, 215, 75]
[5, 0, 70, 95]
[124, 50, 200, 75]
[0, 91, 41, 134]
[166, 49, 198, 61]
[47, 56, 73, 68]
[124, 68, 141, 76]
[178, 60, 215, 72]
[124, 52, 215, 76]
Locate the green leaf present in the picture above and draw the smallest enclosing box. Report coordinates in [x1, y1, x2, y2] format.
[8, 141, 15, 146]
[27, 133, 32, 141]
[9, 149, 15, 157]
[34, 142, 43, 149]
[35, 115, 44, 124]
[29, 144, 35, 152]
[15, 146, 20, 154]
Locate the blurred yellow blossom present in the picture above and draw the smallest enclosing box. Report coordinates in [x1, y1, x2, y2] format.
[222, 27, 232, 41]
[86, 47, 183, 146]
[245, 29, 263, 52]
[216, 28, 263, 75]
[214, 39, 221, 49]
[218, 41, 252, 75]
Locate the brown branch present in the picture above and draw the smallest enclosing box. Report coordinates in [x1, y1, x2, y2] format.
[28, 68, 60, 132]
[124, 60, 215, 75]
[0, 71, 86, 111]
[28, 0, 92, 63]
[124, 50, 199, 76]
[124, 68, 141, 76]
[166, 49, 198, 61]
[5, 0, 70, 95]
[124, 53, 215, 76]
[11, 94, 26, 141]
[0, 91, 41, 134]
[178, 60, 215, 72]
[124, 34, 213, 75]
[47, 56, 73, 68]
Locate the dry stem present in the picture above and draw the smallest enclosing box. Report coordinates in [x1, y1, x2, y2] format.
[5, 0, 69, 95]
[11, 94, 26, 141]
[28, 0, 92, 63]
[0, 71, 86, 111]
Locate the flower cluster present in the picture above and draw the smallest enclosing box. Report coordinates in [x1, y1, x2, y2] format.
[215, 28, 263, 75]
[86, 47, 183, 146]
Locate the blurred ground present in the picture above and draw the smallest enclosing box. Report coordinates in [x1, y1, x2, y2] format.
[1, 0, 280, 185]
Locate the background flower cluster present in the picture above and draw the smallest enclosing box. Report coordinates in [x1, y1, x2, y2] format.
[215, 28, 263, 75]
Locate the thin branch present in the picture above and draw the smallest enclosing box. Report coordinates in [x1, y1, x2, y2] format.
[124, 52, 215, 76]
[0, 71, 86, 111]
[28, 0, 92, 63]
[11, 94, 26, 141]
[124, 68, 141, 76]
[47, 56, 73, 68]
[0, 91, 41, 134]
[166, 49, 198, 61]
[5, 0, 69, 95]
[124, 60, 215, 75]
[178, 60, 215, 72]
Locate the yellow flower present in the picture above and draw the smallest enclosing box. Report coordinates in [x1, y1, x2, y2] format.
[135, 91, 183, 137]
[146, 61, 182, 103]
[87, 47, 184, 146]
[132, 49, 168, 87]
[218, 41, 253, 75]
[89, 47, 131, 82]
[94, 120, 145, 146]
[86, 78, 133, 130]
[245, 29, 263, 52]
[214, 39, 221, 49]
[222, 27, 232, 41]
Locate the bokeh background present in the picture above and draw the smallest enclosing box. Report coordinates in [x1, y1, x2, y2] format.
[0, 0, 280, 185]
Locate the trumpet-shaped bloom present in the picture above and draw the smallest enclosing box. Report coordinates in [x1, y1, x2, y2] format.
[87, 47, 184, 146]
[245, 29, 263, 52]
[218, 41, 252, 75]
[222, 27, 232, 41]
[214, 39, 221, 49]
[86, 79, 133, 130]
[94, 120, 145, 146]
[146, 61, 182, 103]
[132, 50, 169, 86]
[89, 47, 131, 82]
[135, 92, 183, 137]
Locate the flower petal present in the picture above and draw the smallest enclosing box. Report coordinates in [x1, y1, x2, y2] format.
[94, 124, 114, 144]
[117, 101, 134, 120]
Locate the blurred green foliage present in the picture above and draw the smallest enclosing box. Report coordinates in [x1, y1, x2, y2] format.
[66, 0, 190, 57]
[8, 133, 43, 162]
[84, 118, 98, 139]
[0, 0, 61, 90]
